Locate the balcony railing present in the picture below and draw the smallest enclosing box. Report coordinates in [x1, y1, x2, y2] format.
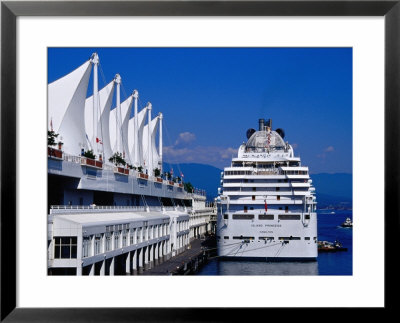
[113, 166, 129, 175]
[81, 157, 103, 169]
[137, 173, 149, 180]
[154, 177, 163, 183]
[50, 204, 192, 214]
[48, 147, 63, 160]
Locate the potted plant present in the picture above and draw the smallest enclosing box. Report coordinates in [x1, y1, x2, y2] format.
[83, 150, 96, 159]
[154, 168, 161, 177]
[109, 152, 126, 166]
[109, 153, 129, 175]
[47, 130, 58, 146]
[47, 131, 63, 159]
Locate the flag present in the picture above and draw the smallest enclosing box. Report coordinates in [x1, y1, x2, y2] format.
[96, 137, 103, 144]
[171, 168, 174, 175]
[180, 173, 184, 178]
[50, 118, 53, 131]
[264, 199, 268, 212]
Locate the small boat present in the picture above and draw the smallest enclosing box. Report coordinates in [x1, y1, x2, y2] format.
[318, 240, 348, 252]
[341, 217, 353, 228]
[330, 211, 335, 214]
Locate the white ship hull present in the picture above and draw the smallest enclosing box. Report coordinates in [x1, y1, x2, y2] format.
[217, 210, 317, 260]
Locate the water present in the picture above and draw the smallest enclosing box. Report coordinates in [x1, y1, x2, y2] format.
[196, 210, 352, 275]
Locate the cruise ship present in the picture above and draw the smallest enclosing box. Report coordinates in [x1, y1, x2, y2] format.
[47, 53, 214, 275]
[216, 119, 317, 261]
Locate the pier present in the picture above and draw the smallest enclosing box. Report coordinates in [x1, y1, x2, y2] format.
[141, 236, 216, 275]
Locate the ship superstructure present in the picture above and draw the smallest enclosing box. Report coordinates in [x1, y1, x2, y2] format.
[216, 119, 317, 261]
[47, 53, 214, 275]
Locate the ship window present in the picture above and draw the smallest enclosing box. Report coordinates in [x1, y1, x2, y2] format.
[279, 236, 301, 240]
[259, 214, 274, 220]
[54, 236, 77, 259]
[223, 214, 228, 219]
[244, 179, 248, 183]
[233, 236, 254, 240]
[285, 206, 289, 213]
[279, 207, 282, 210]
[224, 236, 229, 240]
[233, 214, 254, 220]
[276, 187, 280, 191]
[304, 237, 311, 240]
[252, 195, 255, 200]
[277, 195, 280, 200]
[244, 206, 248, 213]
[278, 214, 301, 220]
[259, 237, 274, 241]
[252, 187, 256, 191]
[305, 214, 310, 219]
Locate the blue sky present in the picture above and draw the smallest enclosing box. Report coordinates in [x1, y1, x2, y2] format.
[48, 47, 352, 174]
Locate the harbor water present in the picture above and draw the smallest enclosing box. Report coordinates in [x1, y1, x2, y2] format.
[196, 210, 352, 276]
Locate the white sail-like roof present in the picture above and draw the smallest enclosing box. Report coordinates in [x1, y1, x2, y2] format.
[128, 107, 147, 167]
[110, 95, 133, 165]
[142, 116, 160, 172]
[84, 79, 115, 161]
[48, 59, 93, 155]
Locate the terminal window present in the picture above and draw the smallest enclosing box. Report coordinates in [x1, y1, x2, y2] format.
[54, 236, 77, 259]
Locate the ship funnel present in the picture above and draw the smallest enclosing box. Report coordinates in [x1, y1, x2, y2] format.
[258, 119, 265, 131]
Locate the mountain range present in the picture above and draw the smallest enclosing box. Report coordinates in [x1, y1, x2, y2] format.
[163, 162, 352, 209]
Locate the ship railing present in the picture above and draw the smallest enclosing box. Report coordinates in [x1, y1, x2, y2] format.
[253, 169, 282, 175]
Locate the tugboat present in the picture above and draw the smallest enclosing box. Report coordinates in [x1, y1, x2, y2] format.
[340, 217, 353, 228]
[318, 240, 348, 252]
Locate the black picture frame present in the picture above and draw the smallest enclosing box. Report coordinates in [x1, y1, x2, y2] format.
[1, 0, 398, 321]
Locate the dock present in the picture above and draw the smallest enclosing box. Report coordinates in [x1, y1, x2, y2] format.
[141, 237, 215, 275]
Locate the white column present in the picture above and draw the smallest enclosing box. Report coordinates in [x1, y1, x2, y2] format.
[91, 53, 99, 157]
[77, 234, 83, 276]
[138, 248, 143, 269]
[147, 102, 152, 174]
[91, 235, 95, 257]
[133, 90, 139, 167]
[158, 112, 163, 173]
[110, 257, 114, 276]
[155, 243, 159, 262]
[100, 259, 105, 276]
[149, 244, 154, 267]
[126, 252, 131, 274]
[132, 250, 137, 271]
[144, 246, 149, 266]
[89, 263, 94, 276]
[115, 74, 122, 154]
